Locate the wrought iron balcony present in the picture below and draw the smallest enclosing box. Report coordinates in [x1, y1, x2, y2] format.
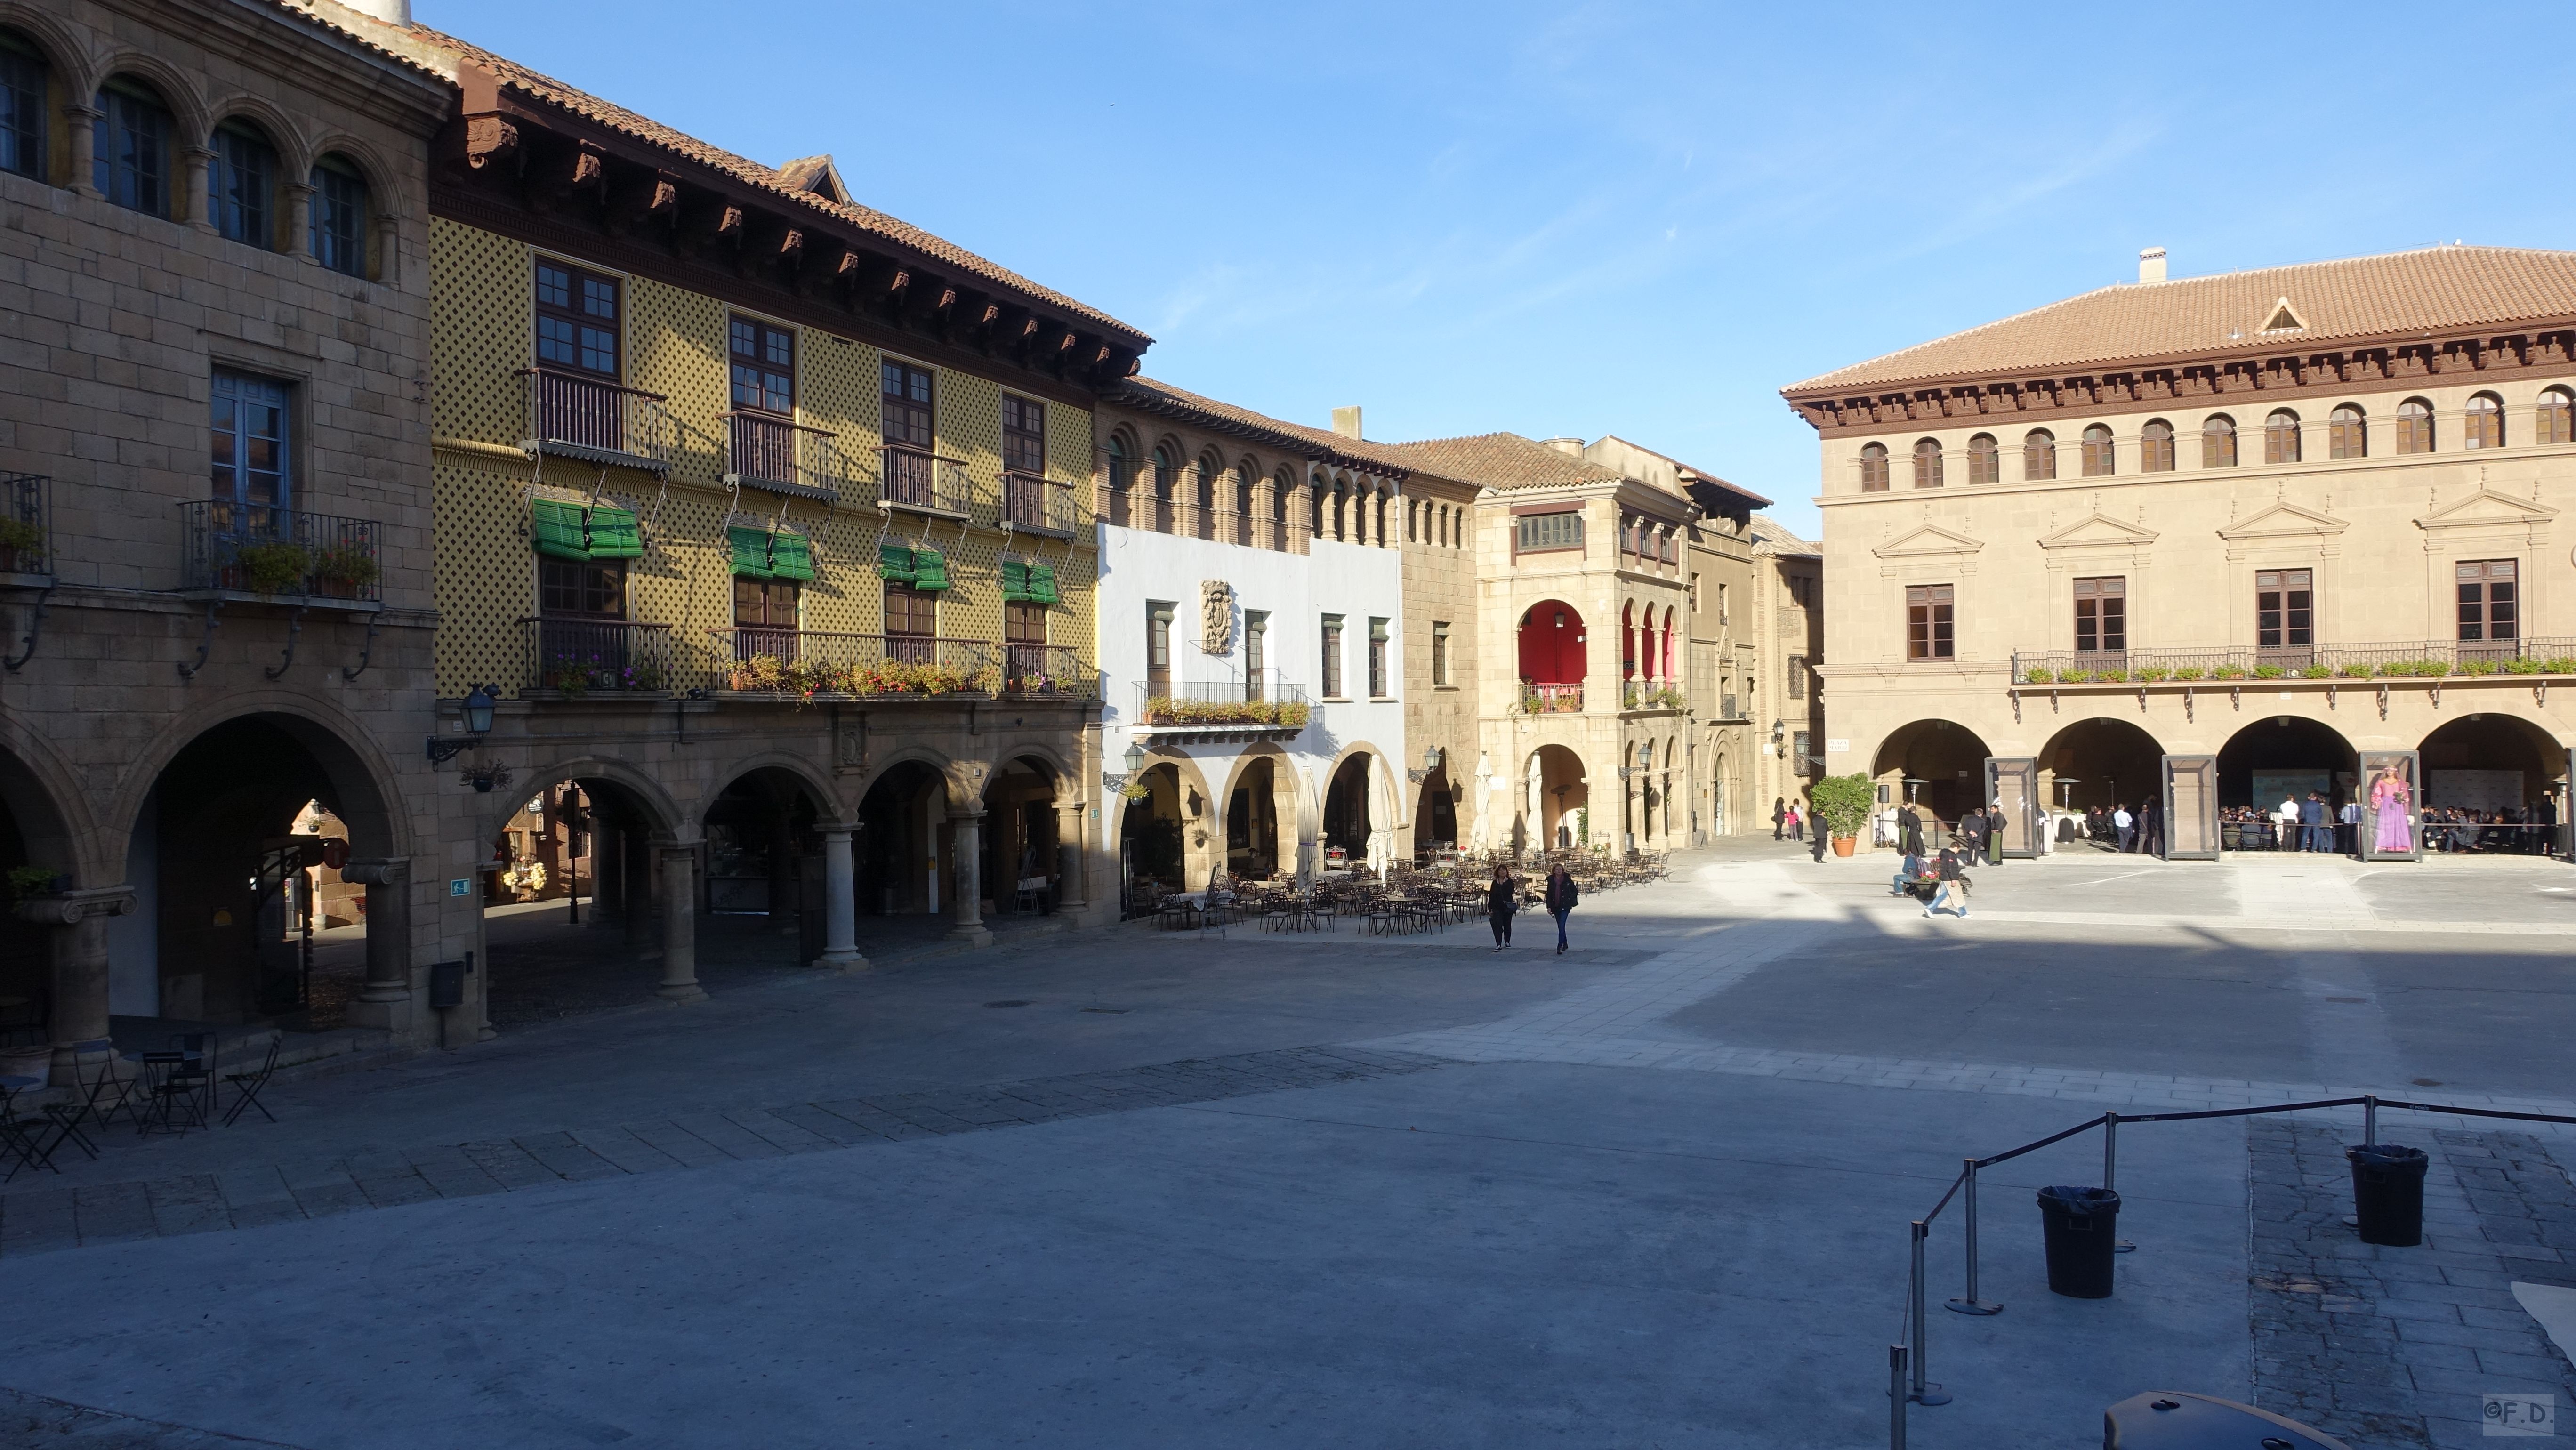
[518, 368, 673, 474]
[1134, 674, 1312, 730]
[0, 473, 48, 578]
[706, 628, 1001, 698]
[1622, 680, 1685, 711]
[1002, 644, 1095, 699]
[1519, 680, 1584, 714]
[724, 412, 843, 502]
[179, 501, 381, 604]
[1003, 471, 1079, 537]
[879, 444, 974, 516]
[2013, 638, 2576, 684]
[523, 616, 675, 695]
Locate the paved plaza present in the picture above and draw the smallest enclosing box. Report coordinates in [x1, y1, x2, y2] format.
[5, 840, 2576, 1448]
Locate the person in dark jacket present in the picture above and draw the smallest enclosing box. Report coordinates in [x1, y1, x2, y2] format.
[1899, 806, 1924, 855]
[1486, 865, 1517, 951]
[1545, 865, 1579, 953]
[1771, 798, 1787, 840]
[1984, 802, 2004, 866]
[1924, 847, 1970, 919]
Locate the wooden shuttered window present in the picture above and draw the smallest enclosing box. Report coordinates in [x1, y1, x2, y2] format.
[2202, 415, 2237, 468]
[1966, 434, 1999, 484]
[2328, 404, 2366, 459]
[1904, 584, 1954, 661]
[2140, 420, 2174, 472]
[2073, 576, 2125, 654]
[2457, 559, 2517, 642]
[2397, 399, 2435, 454]
[2023, 430, 2056, 480]
[2255, 569, 2312, 650]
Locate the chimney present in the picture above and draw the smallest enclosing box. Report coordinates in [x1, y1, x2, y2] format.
[329, 0, 413, 21]
[2138, 247, 2167, 284]
[1331, 406, 1362, 440]
[1541, 437, 1584, 456]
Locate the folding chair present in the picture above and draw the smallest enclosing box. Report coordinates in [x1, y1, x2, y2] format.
[0, 1080, 57, 1182]
[223, 1031, 282, 1126]
[39, 1039, 125, 1161]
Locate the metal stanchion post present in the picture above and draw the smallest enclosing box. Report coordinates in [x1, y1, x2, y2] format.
[2104, 1111, 2135, 1253]
[1889, 1344, 1908, 1450]
[1946, 1158, 2003, 1315]
[2364, 1094, 2377, 1147]
[1908, 1220, 1950, 1405]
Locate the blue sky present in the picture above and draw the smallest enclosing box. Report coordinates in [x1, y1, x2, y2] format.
[422, 0, 2576, 538]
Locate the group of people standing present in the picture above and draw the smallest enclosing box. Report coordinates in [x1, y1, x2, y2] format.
[2078, 798, 2164, 854]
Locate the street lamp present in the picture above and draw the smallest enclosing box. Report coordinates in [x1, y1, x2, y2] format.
[1124, 742, 1147, 773]
[427, 685, 496, 764]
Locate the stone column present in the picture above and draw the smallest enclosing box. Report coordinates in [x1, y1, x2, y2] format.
[284, 180, 316, 263]
[656, 844, 705, 1002]
[21, 888, 138, 1085]
[625, 828, 655, 950]
[1054, 801, 1088, 918]
[182, 146, 215, 231]
[64, 105, 101, 199]
[342, 858, 412, 1032]
[948, 812, 991, 945]
[815, 826, 866, 971]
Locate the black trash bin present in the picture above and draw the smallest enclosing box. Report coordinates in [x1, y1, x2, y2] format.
[2348, 1143, 2428, 1247]
[2037, 1185, 2121, 1298]
[2103, 1390, 2352, 1448]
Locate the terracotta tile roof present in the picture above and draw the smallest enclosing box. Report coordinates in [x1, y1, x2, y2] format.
[410, 27, 1148, 346]
[1112, 378, 1425, 477]
[1372, 433, 1629, 491]
[1786, 245, 2576, 395]
[1749, 515, 1819, 556]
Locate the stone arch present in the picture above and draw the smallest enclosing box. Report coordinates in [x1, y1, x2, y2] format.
[2419, 711, 2567, 813]
[2037, 716, 2170, 814]
[116, 693, 410, 862]
[301, 129, 415, 221]
[479, 754, 687, 847]
[1523, 743, 1589, 852]
[1870, 717, 1995, 825]
[702, 749, 845, 824]
[2215, 714, 2357, 812]
[1119, 748, 1219, 902]
[206, 92, 315, 177]
[1217, 743, 1296, 878]
[0, 5, 93, 114]
[0, 714, 97, 882]
[984, 739, 1077, 796]
[94, 52, 212, 154]
[849, 744, 955, 806]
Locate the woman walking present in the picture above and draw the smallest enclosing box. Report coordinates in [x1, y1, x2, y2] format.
[1487, 864, 1518, 951]
[1771, 797, 1787, 840]
[1786, 803, 1804, 841]
[1545, 863, 1579, 954]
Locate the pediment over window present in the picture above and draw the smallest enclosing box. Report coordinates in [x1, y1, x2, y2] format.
[2216, 500, 2348, 541]
[1872, 522, 1985, 559]
[2414, 487, 2557, 532]
[2039, 512, 2159, 550]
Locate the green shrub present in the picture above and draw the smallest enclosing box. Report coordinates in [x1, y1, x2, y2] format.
[2251, 664, 2285, 679]
[1805, 772, 1876, 841]
[233, 541, 311, 596]
[2173, 667, 2204, 682]
[2300, 664, 2332, 679]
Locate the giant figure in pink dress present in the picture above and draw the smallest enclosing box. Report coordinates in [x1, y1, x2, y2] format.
[2370, 765, 2414, 853]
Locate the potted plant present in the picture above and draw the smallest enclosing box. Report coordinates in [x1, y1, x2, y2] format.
[233, 540, 312, 597]
[5, 865, 60, 901]
[0, 516, 42, 574]
[310, 544, 379, 598]
[1806, 772, 1876, 857]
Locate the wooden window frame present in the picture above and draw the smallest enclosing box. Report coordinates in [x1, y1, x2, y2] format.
[2456, 559, 2517, 642]
[2080, 424, 2116, 477]
[728, 314, 796, 415]
[1513, 508, 1584, 555]
[1368, 617, 1390, 699]
[2255, 569, 2313, 649]
[2327, 404, 2367, 460]
[310, 156, 368, 278]
[2140, 420, 2175, 472]
[1904, 584, 1954, 662]
[1001, 394, 1046, 475]
[1912, 438, 1943, 489]
[2201, 415, 2238, 468]
[535, 258, 622, 379]
[2465, 393, 2504, 450]
[733, 576, 799, 629]
[1320, 613, 1344, 698]
[884, 580, 937, 639]
[2540, 389, 2576, 446]
[1858, 443, 1889, 492]
[2073, 576, 2126, 654]
[2023, 430, 2056, 481]
[94, 80, 173, 218]
[1144, 600, 1173, 696]
[211, 121, 277, 251]
[1966, 433, 1999, 485]
[541, 557, 627, 620]
[881, 359, 935, 450]
[0, 38, 44, 183]
[1004, 598, 1047, 646]
[2263, 410, 2302, 465]
[2396, 398, 2435, 454]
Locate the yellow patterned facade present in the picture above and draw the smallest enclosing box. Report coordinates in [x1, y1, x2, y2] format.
[427, 218, 1098, 698]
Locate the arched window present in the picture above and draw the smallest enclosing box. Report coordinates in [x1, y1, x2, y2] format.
[1662, 606, 1677, 679]
[1150, 444, 1175, 498]
[94, 77, 175, 218]
[1622, 602, 1637, 679]
[2140, 419, 2175, 472]
[2540, 387, 2576, 446]
[2024, 429, 2056, 480]
[1912, 438, 1943, 489]
[2397, 398, 2434, 454]
[1233, 463, 1256, 523]
[211, 120, 280, 249]
[2081, 424, 2115, 476]
[310, 153, 370, 278]
[1966, 433, 1999, 484]
[1857, 443, 1889, 491]
[1105, 434, 1132, 491]
[2328, 404, 2366, 460]
[2465, 392, 2504, 449]
[2263, 410, 2302, 464]
[2202, 414, 2237, 468]
[0, 31, 49, 182]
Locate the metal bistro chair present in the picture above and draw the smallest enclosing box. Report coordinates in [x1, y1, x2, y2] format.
[40, 1039, 129, 1161]
[0, 1076, 58, 1182]
[223, 1031, 283, 1126]
[140, 1034, 217, 1134]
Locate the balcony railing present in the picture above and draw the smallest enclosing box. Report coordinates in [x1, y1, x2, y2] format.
[518, 368, 673, 474]
[2013, 638, 2576, 684]
[1133, 674, 1313, 729]
[1622, 680, 1685, 710]
[724, 412, 843, 501]
[0, 473, 48, 577]
[179, 501, 381, 603]
[1520, 680, 1584, 714]
[880, 444, 974, 516]
[1003, 471, 1080, 537]
[523, 616, 675, 695]
[1002, 644, 1095, 699]
[706, 628, 1001, 698]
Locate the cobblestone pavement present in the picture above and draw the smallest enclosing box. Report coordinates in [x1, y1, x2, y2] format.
[0, 1045, 1445, 1259]
[2249, 1120, 2576, 1448]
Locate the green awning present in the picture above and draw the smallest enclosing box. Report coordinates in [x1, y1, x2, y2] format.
[729, 525, 774, 580]
[585, 506, 643, 559]
[532, 499, 590, 561]
[877, 541, 916, 586]
[768, 529, 814, 582]
[1028, 563, 1060, 605]
[1000, 560, 1029, 601]
[910, 546, 950, 591]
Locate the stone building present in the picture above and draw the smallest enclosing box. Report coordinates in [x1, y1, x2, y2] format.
[0, 0, 459, 1079]
[409, 25, 1146, 1021]
[1377, 433, 1701, 857]
[1784, 245, 2576, 856]
[1092, 382, 1438, 907]
[1745, 515, 1824, 832]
